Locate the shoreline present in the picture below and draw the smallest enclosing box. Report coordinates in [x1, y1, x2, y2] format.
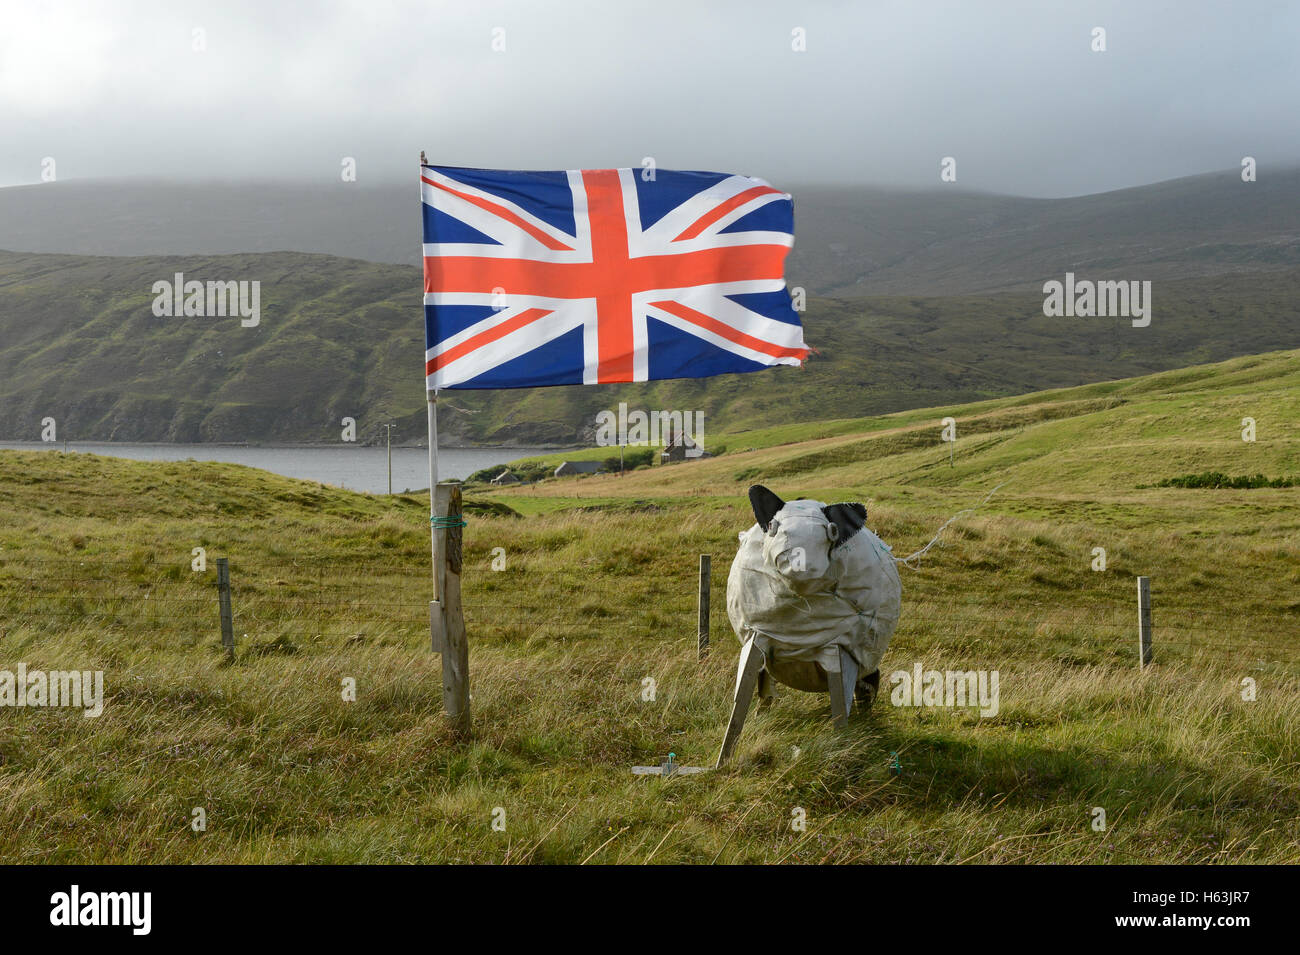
[0, 440, 579, 452]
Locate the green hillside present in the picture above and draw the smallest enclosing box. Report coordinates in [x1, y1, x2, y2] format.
[2, 248, 1298, 446]
[500, 348, 1300, 495]
[0, 350, 1296, 862]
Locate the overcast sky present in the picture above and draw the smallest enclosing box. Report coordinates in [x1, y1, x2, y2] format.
[2, 0, 1297, 196]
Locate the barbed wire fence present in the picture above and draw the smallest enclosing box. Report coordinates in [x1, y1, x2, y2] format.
[1, 552, 1297, 679]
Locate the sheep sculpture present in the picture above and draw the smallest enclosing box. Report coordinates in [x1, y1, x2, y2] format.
[717, 485, 902, 765]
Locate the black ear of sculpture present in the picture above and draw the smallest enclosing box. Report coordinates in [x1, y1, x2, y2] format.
[822, 502, 867, 548]
[748, 485, 786, 531]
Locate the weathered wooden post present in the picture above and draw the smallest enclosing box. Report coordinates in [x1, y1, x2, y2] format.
[430, 483, 469, 737]
[216, 557, 234, 660]
[1137, 575, 1153, 668]
[697, 554, 711, 660]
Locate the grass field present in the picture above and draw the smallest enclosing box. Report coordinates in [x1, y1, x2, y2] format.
[0, 349, 1296, 863]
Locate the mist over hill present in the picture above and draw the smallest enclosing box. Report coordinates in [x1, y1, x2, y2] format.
[2, 168, 1298, 296]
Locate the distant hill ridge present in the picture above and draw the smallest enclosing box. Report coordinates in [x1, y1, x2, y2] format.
[1, 167, 1298, 296]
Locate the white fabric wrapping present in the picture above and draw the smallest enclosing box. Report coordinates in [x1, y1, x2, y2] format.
[726, 500, 901, 678]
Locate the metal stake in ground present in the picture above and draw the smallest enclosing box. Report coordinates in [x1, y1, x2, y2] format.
[384, 422, 395, 495]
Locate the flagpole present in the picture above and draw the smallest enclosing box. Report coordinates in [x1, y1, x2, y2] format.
[420, 149, 441, 603]
[428, 389, 440, 600]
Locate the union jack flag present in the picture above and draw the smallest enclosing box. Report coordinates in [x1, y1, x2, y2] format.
[421, 165, 808, 390]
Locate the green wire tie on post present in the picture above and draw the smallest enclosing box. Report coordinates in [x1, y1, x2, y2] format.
[430, 515, 468, 528]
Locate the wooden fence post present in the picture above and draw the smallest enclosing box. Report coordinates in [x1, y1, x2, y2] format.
[216, 557, 234, 660]
[431, 483, 469, 738]
[698, 554, 711, 660]
[1137, 575, 1153, 668]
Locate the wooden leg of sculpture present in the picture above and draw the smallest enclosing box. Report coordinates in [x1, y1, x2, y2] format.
[716, 636, 766, 767]
[826, 648, 857, 729]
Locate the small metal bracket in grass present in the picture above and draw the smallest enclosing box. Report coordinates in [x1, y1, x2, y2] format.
[632, 753, 709, 778]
